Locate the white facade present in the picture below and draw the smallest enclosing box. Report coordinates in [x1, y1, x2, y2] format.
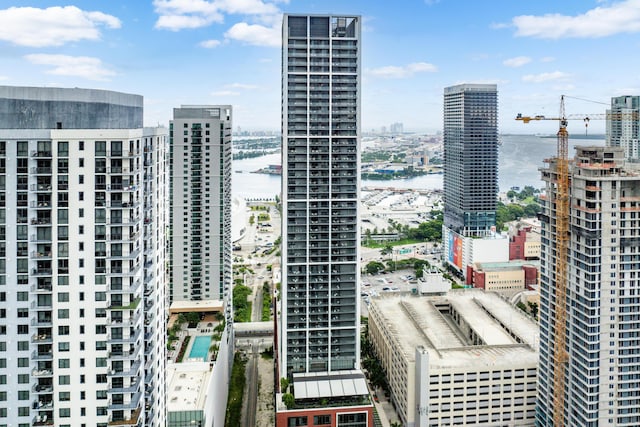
[0, 127, 168, 426]
[442, 227, 509, 277]
[169, 106, 232, 303]
[0, 86, 167, 427]
[368, 291, 538, 427]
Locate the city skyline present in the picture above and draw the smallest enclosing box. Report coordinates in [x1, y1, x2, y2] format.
[1, 1, 639, 133]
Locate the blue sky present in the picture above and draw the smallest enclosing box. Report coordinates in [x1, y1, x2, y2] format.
[1, 1, 639, 133]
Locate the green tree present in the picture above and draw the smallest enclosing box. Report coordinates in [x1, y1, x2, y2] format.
[283, 393, 295, 409]
[523, 203, 541, 217]
[380, 244, 393, 258]
[528, 301, 539, 319]
[365, 261, 386, 275]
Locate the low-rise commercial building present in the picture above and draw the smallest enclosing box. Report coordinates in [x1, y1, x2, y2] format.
[466, 261, 538, 294]
[368, 291, 538, 427]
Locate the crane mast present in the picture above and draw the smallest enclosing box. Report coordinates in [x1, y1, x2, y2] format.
[516, 95, 571, 426]
[552, 96, 569, 427]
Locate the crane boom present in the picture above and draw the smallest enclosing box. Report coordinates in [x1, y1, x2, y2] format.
[517, 95, 570, 427]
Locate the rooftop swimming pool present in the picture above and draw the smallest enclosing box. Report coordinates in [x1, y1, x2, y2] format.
[188, 335, 211, 361]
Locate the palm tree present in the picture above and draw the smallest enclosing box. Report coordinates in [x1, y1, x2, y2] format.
[380, 244, 393, 258]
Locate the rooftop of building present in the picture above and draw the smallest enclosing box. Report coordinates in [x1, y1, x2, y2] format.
[169, 300, 224, 314]
[173, 105, 232, 120]
[292, 370, 369, 400]
[369, 290, 539, 370]
[473, 260, 538, 271]
[0, 85, 143, 129]
[166, 361, 211, 413]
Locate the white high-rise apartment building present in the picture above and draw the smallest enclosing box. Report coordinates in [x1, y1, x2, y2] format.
[0, 86, 167, 426]
[607, 95, 640, 161]
[537, 146, 640, 426]
[169, 106, 232, 303]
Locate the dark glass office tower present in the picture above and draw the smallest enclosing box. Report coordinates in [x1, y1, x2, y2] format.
[281, 14, 361, 377]
[443, 84, 498, 237]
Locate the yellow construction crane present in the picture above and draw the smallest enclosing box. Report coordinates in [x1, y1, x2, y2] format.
[517, 109, 639, 135]
[517, 95, 570, 427]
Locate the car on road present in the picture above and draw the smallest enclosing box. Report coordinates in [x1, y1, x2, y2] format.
[382, 286, 391, 291]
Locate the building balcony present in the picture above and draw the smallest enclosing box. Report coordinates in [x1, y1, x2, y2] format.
[108, 407, 141, 426]
[32, 333, 53, 343]
[30, 167, 53, 175]
[107, 264, 142, 277]
[32, 268, 53, 276]
[108, 360, 142, 378]
[33, 399, 54, 410]
[107, 328, 142, 345]
[107, 248, 142, 260]
[106, 150, 139, 158]
[33, 414, 54, 426]
[32, 368, 54, 377]
[31, 350, 53, 361]
[108, 392, 142, 411]
[108, 378, 140, 394]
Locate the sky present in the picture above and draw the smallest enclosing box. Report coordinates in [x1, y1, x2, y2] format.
[1, 0, 639, 134]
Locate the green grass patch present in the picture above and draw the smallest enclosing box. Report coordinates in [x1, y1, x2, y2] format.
[225, 353, 248, 427]
[362, 238, 423, 249]
[176, 336, 191, 362]
[262, 282, 272, 321]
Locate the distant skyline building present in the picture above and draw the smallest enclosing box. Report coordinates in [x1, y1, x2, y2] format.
[537, 146, 640, 425]
[389, 122, 403, 135]
[443, 83, 498, 237]
[169, 106, 232, 303]
[606, 95, 640, 161]
[278, 13, 373, 427]
[0, 86, 168, 426]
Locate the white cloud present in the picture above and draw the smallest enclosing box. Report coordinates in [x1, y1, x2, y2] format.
[199, 39, 221, 48]
[25, 54, 116, 81]
[503, 56, 531, 68]
[157, 14, 219, 31]
[226, 83, 258, 89]
[214, 0, 278, 16]
[0, 6, 121, 47]
[0, 76, 8, 81]
[541, 56, 555, 63]
[368, 62, 437, 79]
[522, 71, 570, 83]
[224, 22, 280, 47]
[511, 0, 640, 39]
[153, 0, 280, 31]
[211, 90, 239, 96]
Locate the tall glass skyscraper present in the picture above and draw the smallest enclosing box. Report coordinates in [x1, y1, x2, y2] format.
[281, 13, 361, 376]
[443, 84, 498, 237]
[278, 13, 372, 427]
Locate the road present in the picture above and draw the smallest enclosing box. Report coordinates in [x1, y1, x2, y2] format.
[236, 201, 279, 427]
[242, 346, 260, 427]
